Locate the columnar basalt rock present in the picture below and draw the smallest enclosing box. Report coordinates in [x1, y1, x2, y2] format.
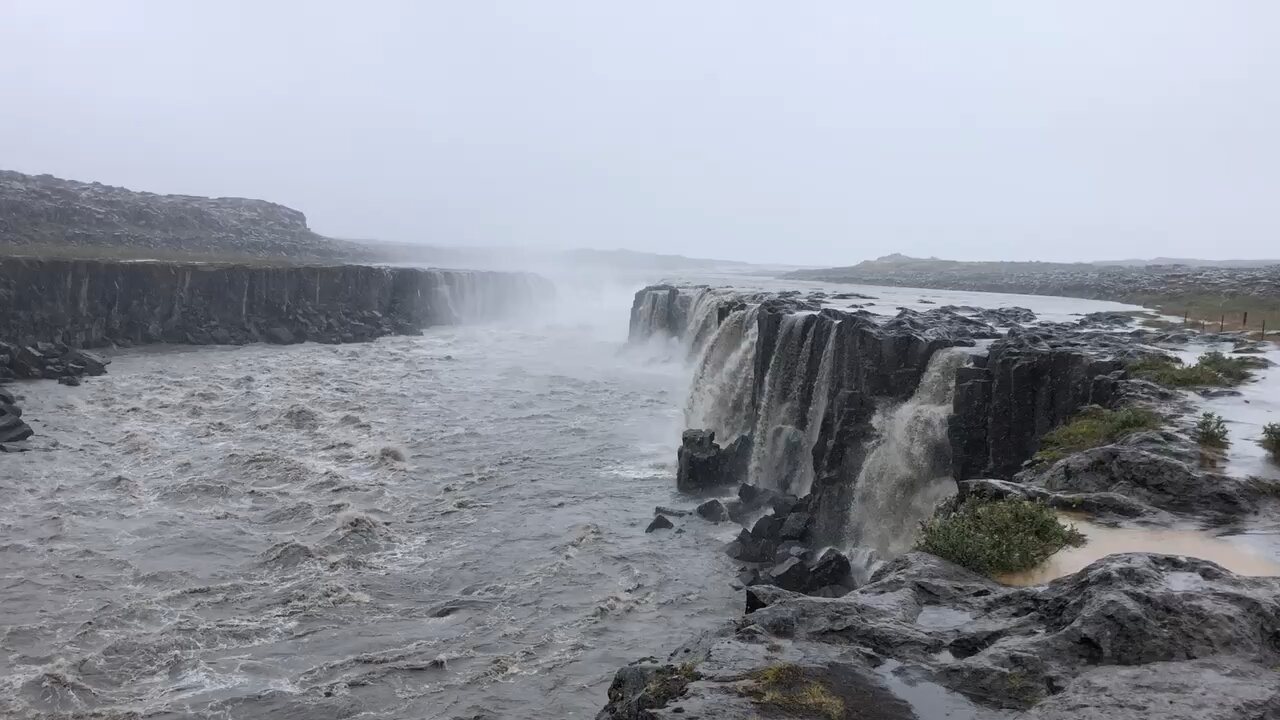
[0, 257, 551, 444]
[0, 257, 550, 350]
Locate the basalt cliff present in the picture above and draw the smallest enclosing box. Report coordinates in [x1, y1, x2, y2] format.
[602, 284, 1280, 719]
[0, 258, 551, 448]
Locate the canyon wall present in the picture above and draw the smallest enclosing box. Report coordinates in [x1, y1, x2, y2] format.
[0, 257, 551, 362]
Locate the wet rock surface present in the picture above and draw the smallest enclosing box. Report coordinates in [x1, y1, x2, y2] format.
[601, 553, 1280, 719]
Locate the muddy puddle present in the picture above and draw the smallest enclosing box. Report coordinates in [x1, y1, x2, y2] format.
[998, 516, 1280, 586]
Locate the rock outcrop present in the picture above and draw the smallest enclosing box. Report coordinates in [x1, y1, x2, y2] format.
[599, 553, 1280, 719]
[0, 387, 32, 448]
[0, 169, 364, 260]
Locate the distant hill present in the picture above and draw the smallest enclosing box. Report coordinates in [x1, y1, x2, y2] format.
[0, 170, 366, 262]
[789, 253, 1280, 279]
[1092, 257, 1280, 269]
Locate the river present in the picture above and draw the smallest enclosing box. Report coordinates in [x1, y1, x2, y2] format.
[0, 273, 1207, 718]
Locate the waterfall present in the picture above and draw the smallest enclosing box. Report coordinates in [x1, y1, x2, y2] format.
[746, 313, 827, 494]
[845, 348, 969, 557]
[685, 305, 760, 440]
[423, 270, 549, 325]
[683, 288, 723, 358]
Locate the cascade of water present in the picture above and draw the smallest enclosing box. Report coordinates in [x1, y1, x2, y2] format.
[747, 314, 817, 493]
[684, 288, 725, 358]
[845, 348, 970, 557]
[792, 330, 837, 497]
[634, 289, 673, 339]
[684, 306, 760, 439]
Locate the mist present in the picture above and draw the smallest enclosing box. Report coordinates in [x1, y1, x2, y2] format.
[2, 2, 1277, 265]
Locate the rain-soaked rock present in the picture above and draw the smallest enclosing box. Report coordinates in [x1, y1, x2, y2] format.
[694, 499, 729, 523]
[676, 429, 743, 494]
[603, 553, 1280, 718]
[645, 515, 675, 533]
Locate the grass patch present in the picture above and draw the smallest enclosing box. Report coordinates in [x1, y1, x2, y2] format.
[741, 664, 844, 720]
[1261, 423, 1280, 460]
[1129, 351, 1265, 387]
[1033, 405, 1163, 464]
[916, 497, 1085, 576]
[1194, 412, 1229, 448]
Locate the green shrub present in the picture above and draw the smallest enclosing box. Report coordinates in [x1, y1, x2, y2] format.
[915, 498, 1085, 576]
[1193, 412, 1229, 448]
[741, 664, 844, 720]
[1129, 351, 1264, 387]
[1262, 423, 1280, 459]
[1034, 405, 1163, 464]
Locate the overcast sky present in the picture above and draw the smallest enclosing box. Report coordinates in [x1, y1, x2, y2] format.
[2, 2, 1277, 265]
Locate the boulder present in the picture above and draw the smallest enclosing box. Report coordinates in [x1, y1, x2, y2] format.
[645, 514, 674, 533]
[676, 429, 731, 493]
[695, 499, 729, 523]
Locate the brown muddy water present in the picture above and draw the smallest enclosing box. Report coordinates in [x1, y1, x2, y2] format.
[999, 515, 1280, 586]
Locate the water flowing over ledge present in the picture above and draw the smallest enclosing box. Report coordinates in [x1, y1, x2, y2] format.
[608, 282, 1280, 720]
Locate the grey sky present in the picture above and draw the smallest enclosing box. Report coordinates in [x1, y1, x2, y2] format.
[2, 2, 1277, 265]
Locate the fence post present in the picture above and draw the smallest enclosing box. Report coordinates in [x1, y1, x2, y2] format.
[1220, 314, 1225, 332]
[1183, 310, 1188, 325]
[1243, 311, 1249, 327]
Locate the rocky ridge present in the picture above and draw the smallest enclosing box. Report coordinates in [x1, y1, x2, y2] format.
[605, 284, 1280, 719]
[0, 169, 365, 260]
[785, 254, 1280, 309]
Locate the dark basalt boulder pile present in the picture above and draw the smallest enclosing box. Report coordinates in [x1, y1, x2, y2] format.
[1, 341, 109, 383]
[0, 387, 32, 447]
[600, 553, 1280, 719]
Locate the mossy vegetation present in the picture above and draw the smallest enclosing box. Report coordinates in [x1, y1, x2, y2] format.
[1261, 423, 1280, 460]
[916, 497, 1085, 577]
[741, 664, 844, 720]
[1033, 405, 1163, 464]
[630, 661, 701, 710]
[1129, 351, 1266, 387]
[1193, 412, 1229, 448]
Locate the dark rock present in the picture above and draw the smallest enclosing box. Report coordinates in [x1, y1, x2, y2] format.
[676, 429, 742, 494]
[778, 511, 810, 540]
[655, 506, 691, 517]
[694, 499, 728, 523]
[768, 557, 812, 592]
[645, 515, 674, 533]
[807, 548, 853, 590]
[57, 375, 81, 386]
[1032, 443, 1278, 516]
[0, 258, 551, 353]
[749, 514, 784, 541]
[265, 326, 296, 345]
